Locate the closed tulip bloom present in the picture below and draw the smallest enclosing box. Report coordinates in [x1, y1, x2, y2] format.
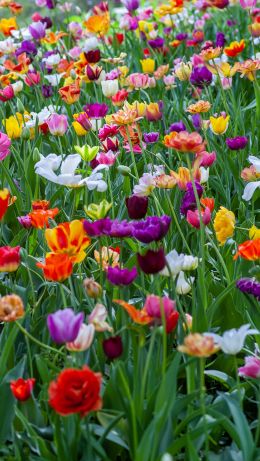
[107, 266, 138, 285]
[239, 356, 260, 379]
[29, 21, 46, 39]
[143, 132, 159, 144]
[144, 294, 175, 319]
[213, 206, 235, 245]
[0, 294, 24, 322]
[47, 308, 84, 344]
[103, 336, 123, 359]
[186, 207, 211, 228]
[0, 85, 15, 102]
[236, 278, 260, 300]
[140, 58, 155, 74]
[66, 324, 95, 351]
[137, 247, 166, 274]
[83, 278, 102, 298]
[0, 131, 11, 161]
[101, 80, 119, 98]
[47, 114, 68, 136]
[88, 303, 113, 332]
[126, 195, 148, 219]
[0, 189, 10, 220]
[37, 253, 73, 281]
[10, 378, 35, 401]
[0, 246, 20, 272]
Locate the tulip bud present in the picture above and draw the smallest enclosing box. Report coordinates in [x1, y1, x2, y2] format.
[83, 278, 102, 298]
[117, 165, 131, 176]
[17, 98, 25, 113]
[103, 335, 123, 359]
[21, 127, 30, 140]
[33, 147, 41, 162]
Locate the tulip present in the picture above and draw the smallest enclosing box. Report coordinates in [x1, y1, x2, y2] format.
[205, 324, 259, 355]
[125, 195, 148, 219]
[140, 58, 155, 74]
[47, 308, 84, 344]
[226, 136, 248, 150]
[132, 215, 171, 243]
[0, 189, 10, 220]
[103, 336, 123, 359]
[190, 66, 213, 88]
[0, 131, 11, 160]
[75, 144, 99, 162]
[83, 278, 103, 298]
[66, 324, 95, 351]
[10, 378, 35, 401]
[88, 303, 113, 332]
[37, 253, 73, 282]
[239, 356, 260, 379]
[178, 334, 220, 357]
[29, 21, 46, 39]
[84, 200, 112, 220]
[137, 248, 166, 274]
[47, 114, 68, 136]
[107, 266, 138, 285]
[236, 278, 260, 300]
[144, 295, 175, 319]
[101, 80, 119, 98]
[0, 294, 24, 322]
[210, 114, 230, 135]
[186, 207, 211, 228]
[0, 246, 20, 272]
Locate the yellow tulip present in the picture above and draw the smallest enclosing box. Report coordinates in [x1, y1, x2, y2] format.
[140, 59, 155, 74]
[210, 115, 230, 135]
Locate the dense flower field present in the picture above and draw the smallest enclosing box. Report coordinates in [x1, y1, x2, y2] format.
[0, 0, 259, 459]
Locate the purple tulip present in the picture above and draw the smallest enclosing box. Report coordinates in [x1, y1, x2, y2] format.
[180, 181, 203, 216]
[122, 0, 140, 11]
[16, 40, 37, 57]
[216, 32, 225, 47]
[104, 219, 133, 238]
[168, 121, 186, 133]
[137, 248, 166, 274]
[103, 336, 123, 359]
[226, 136, 248, 150]
[236, 278, 260, 300]
[191, 114, 202, 131]
[83, 218, 112, 237]
[176, 33, 188, 41]
[47, 308, 84, 344]
[132, 216, 171, 243]
[29, 21, 46, 40]
[107, 266, 138, 285]
[46, 0, 55, 8]
[18, 215, 32, 229]
[148, 37, 165, 48]
[126, 195, 148, 219]
[41, 16, 53, 29]
[84, 103, 109, 119]
[42, 84, 53, 98]
[190, 66, 212, 88]
[143, 132, 159, 144]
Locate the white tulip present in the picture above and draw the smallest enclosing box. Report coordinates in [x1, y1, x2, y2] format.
[205, 324, 259, 355]
[101, 79, 119, 98]
[176, 271, 194, 295]
[66, 324, 95, 352]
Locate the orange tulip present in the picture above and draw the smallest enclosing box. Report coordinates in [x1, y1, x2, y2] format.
[224, 40, 245, 58]
[234, 238, 260, 261]
[59, 82, 80, 104]
[113, 299, 153, 325]
[37, 253, 73, 282]
[84, 13, 110, 35]
[29, 208, 59, 229]
[164, 131, 205, 154]
[0, 17, 17, 36]
[45, 220, 91, 264]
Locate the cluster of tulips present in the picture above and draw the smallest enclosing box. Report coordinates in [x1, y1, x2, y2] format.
[0, 0, 259, 459]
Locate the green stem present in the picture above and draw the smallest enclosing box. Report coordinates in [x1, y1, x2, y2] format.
[15, 321, 65, 357]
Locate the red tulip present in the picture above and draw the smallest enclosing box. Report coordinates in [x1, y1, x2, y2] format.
[10, 378, 35, 401]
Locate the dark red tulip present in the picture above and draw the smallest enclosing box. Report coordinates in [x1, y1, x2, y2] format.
[125, 195, 148, 219]
[103, 336, 123, 359]
[137, 247, 166, 274]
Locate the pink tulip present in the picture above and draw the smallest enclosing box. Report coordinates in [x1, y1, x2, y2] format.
[47, 114, 68, 136]
[0, 85, 15, 102]
[144, 294, 175, 319]
[196, 151, 216, 167]
[240, 0, 256, 8]
[187, 207, 211, 228]
[239, 356, 260, 378]
[0, 132, 11, 161]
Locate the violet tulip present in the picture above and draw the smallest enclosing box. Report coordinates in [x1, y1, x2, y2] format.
[29, 21, 46, 40]
[180, 181, 204, 216]
[226, 136, 248, 150]
[0, 132, 11, 161]
[190, 66, 212, 88]
[132, 215, 171, 243]
[236, 278, 260, 300]
[47, 308, 84, 344]
[107, 266, 138, 285]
